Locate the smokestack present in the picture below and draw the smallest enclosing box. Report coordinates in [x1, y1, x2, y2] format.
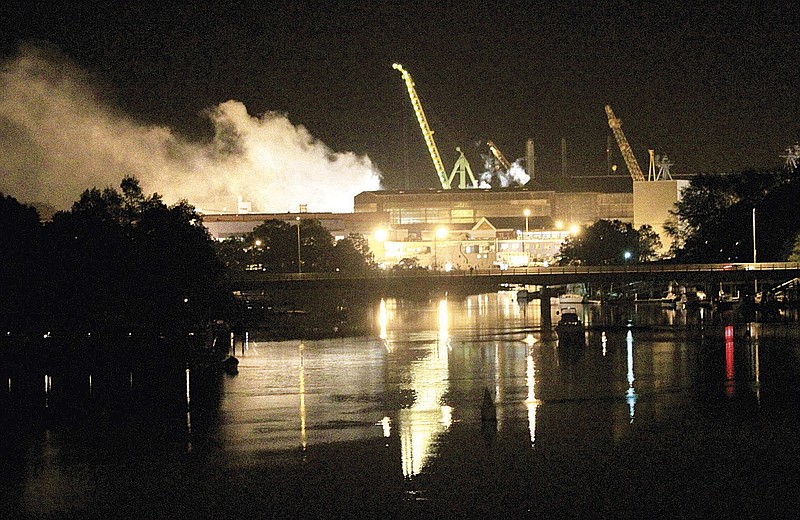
[561, 138, 567, 178]
[525, 138, 535, 181]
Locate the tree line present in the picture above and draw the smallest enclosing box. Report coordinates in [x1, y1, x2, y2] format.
[3, 164, 799, 333]
[0, 177, 376, 335]
[1, 178, 232, 335]
[558, 165, 800, 266]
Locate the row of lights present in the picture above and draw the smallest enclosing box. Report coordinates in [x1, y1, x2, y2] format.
[372, 210, 582, 243]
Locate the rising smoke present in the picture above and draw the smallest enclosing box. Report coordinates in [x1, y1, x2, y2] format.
[0, 45, 382, 214]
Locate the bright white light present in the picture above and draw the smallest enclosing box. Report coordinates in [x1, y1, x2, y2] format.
[374, 229, 388, 242]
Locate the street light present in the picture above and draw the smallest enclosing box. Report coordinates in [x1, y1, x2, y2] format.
[296, 216, 302, 274]
[753, 207, 757, 294]
[523, 209, 530, 234]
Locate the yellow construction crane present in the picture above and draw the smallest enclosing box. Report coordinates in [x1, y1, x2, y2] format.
[393, 63, 478, 189]
[393, 63, 450, 189]
[487, 140, 513, 171]
[605, 105, 646, 182]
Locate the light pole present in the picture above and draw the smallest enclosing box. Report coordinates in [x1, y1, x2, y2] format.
[523, 209, 530, 263]
[524, 209, 530, 235]
[752, 207, 757, 264]
[752, 207, 757, 295]
[434, 227, 447, 270]
[296, 216, 302, 274]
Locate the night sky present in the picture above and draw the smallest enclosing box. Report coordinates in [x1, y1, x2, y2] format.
[2, 1, 798, 203]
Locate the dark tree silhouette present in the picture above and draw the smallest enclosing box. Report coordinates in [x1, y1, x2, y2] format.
[32, 177, 231, 333]
[559, 220, 661, 265]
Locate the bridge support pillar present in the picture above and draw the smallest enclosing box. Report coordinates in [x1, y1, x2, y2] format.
[540, 286, 553, 340]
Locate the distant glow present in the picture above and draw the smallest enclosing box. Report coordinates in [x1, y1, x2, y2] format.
[441, 405, 453, 427]
[254, 239, 262, 247]
[185, 368, 192, 435]
[523, 209, 531, 217]
[374, 229, 388, 242]
[725, 325, 735, 396]
[438, 299, 449, 347]
[400, 299, 452, 477]
[626, 331, 636, 421]
[623, 251, 632, 260]
[300, 357, 307, 449]
[444, 262, 453, 272]
[379, 416, 391, 438]
[555, 221, 564, 229]
[379, 298, 391, 352]
[44, 374, 52, 408]
[436, 227, 448, 239]
[526, 352, 540, 447]
[569, 224, 580, 235]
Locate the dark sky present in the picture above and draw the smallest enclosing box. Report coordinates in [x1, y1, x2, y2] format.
[3, 0, 799, 191]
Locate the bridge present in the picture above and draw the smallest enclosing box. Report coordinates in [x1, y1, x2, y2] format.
[232, 262, 800, 294]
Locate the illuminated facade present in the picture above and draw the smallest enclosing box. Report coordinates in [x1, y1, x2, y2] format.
[202, 182, 643, 268]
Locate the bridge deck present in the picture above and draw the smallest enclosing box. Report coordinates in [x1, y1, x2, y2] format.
[232, 262, 800, 292]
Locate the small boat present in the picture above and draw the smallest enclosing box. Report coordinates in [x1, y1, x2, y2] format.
[222, 355, 240, 374]
[556, 307, 584, 345]
[559, 293, 585, 304]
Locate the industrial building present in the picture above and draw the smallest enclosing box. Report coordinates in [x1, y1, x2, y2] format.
[202, 81, 688, 269]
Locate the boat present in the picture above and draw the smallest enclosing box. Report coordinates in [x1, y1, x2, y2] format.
[558, 293, 585, 304]
[555, 307, 584, 345]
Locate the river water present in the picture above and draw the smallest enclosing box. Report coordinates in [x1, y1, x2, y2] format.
[3, 291, 800, 518]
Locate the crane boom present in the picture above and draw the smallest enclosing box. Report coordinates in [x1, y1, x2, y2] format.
[393, 63, 450, 189]
[487, 140, 513, 171]
[605, 105, 645, 182]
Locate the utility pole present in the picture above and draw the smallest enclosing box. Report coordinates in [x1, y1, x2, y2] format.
[752, 208, 757, 264]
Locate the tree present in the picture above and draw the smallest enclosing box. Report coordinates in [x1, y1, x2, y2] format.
[246, 219, 298, 272]
[788, 234, 800, 263]
[233, 220, 375, 273]
[0, 193, 42, 330]
[668, 169, 800, 262]
[38, 177, 230, 333]
[559, 220, 660, 265]
[333, 233, 375, 272]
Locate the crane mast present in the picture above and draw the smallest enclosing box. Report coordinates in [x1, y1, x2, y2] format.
[605, 105, 645, 182]
[393, 63, 451, 189]
[487, 140, 513, 171]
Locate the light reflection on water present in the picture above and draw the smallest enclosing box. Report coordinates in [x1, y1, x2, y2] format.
[202, 292, 783, 474]
[5, 291, 800, 516]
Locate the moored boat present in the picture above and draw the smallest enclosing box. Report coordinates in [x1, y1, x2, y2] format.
[559, 293, 585, 304]
[556, 307, 584, 345]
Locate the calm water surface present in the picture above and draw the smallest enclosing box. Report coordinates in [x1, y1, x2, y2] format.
[3, 291, 800, 518]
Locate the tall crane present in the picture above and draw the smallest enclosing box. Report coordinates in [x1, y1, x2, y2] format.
[487, 140, 513, 171]
[605, 105, 646, 182]
[393, 63, 450, 189]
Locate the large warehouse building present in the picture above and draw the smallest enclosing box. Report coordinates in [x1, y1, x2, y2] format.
[201, 173, 692, 269]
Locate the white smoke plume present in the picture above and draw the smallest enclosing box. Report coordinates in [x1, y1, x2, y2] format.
[478, 158, 530, 189]
[0, 45, 382, 214]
